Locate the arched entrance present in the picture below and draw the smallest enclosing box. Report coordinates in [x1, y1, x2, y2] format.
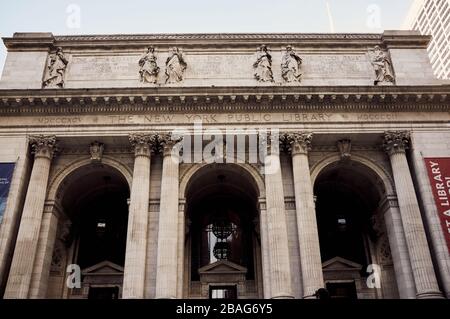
[47, 162, 130, 299]
[183, 164, 263, 299]
[313, 159, 398, 299]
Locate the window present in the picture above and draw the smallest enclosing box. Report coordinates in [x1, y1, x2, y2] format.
[88, 286, 119, 299]
[206, 219, 238, 262]
[326, 282, 357, 299]
[209, 286, 237, 299]
[190, 200, 256, 281]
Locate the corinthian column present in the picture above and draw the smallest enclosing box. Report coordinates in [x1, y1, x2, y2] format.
[261, 134, 293, 299]
[4, 135, 57, 299]
[282, 133, 324, 298]
[383, 131, 442, 299]
[155, 133, 182, 299]
[122, 133, 153, 299]
[28, 204, 61, 298]
[382, 196, 416, 299]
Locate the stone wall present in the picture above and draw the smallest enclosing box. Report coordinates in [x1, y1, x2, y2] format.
[0, 31, 441, 90]
[0, 136, 30, 295]
[410, 130, 450, 298]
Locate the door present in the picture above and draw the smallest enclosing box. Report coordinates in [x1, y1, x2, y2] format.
[88, 286, 119, 299]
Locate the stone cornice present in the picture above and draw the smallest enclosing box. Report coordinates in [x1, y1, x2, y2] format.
[0, 85, 448, 114]
[2, 32, 54, 50]
[2, 31, 430, 50]
[55, 33, 383, 41]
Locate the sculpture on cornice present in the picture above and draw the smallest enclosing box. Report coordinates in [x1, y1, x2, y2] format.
[371, 46, 395, 85]
[165, 47, 187, 83]
[253, 45, 274, 82]
[139, 46, 160, 84]
[281, 45, 302, 83]
[43, 47, 68, 88]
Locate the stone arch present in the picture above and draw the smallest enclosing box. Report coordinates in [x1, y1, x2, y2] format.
[47, 156, 133, 203]
[311, 153, 399, 298]
[45, 156, 132, 299]
[181, 163, 266, 299]
[310, 154, 395, 197]
[179, 163, 265, 200]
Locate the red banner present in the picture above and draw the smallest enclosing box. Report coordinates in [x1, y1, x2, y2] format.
[424, 158, 450, 254]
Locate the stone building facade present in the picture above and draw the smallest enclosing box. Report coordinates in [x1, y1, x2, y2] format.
[0, 31, 449, 299]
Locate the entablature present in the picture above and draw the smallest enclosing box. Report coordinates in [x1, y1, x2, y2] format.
[0, 85, 448, 114]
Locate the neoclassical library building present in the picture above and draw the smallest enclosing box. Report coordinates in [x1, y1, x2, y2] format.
[0, 31, 449, 299]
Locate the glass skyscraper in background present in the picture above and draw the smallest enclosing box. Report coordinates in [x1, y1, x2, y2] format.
[404, 0, 450, 79]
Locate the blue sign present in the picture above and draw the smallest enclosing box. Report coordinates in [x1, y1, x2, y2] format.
[0, 163, 15, 224]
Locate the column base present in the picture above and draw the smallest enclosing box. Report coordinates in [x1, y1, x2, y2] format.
[416, 291, 444, 299]
[122, 292, 145, 299]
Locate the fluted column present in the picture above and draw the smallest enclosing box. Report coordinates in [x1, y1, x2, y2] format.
[176, 198, 186, 298]
[261, 134, 293, 299]
[382, 196, 416, 299]
[383, 131, 442, 299]
[4, 135, 57, 298]
[28, 204, 61, 298]
[258, 198, 272, 298]
[283, 133, 324, 298]
[122, 133, 153, 299]
[155, 133, 182, 299]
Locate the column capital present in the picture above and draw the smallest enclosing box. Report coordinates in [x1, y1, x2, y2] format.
[29, 135, 57, 159]
[259, 132, 280, 155]
[281, 132, 313, 155]
[383, 131, 410, 156]
[158, 133, 183, 157]
[129, 133, 154, 157]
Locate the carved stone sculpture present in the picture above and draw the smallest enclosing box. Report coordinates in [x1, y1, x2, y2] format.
[89, 141, 104, 162]
[371, 46, 395, 85]
[159, 133, 183, 156]
[29, 135, 57, 159]
[253, 45, 273, 82]
[43, 47, 68, 88]
[337, 139, 352, 160]
[139, 46, 160, 84]
[50, 240, 64, 273]
[59, 220, 73, 247]
[378, 237, 392, 264]
[370, 213, 384, 239]
[129, 133, 154, 157]
[281, 46, 302, 83]
[280, 132, 313, 155]
[165, 47, 187, 83]
[383, 131, 410, 155]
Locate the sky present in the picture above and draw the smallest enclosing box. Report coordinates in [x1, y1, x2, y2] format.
[0, 0, 415, 76]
